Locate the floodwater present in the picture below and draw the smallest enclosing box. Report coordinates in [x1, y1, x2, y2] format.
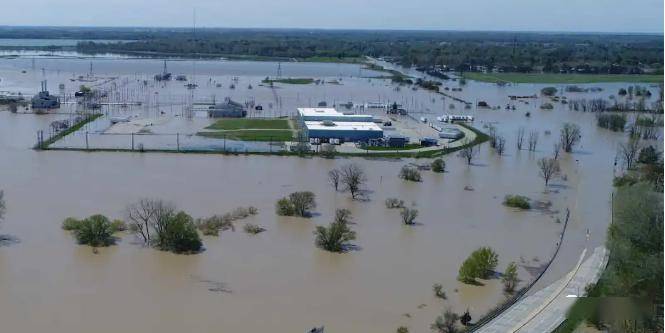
[0, 57, 662, 333]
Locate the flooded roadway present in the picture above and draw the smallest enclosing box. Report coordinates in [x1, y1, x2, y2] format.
[0, 57, 661, 332]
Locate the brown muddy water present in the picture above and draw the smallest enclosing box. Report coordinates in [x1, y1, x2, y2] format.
[0, 57, 661, 333]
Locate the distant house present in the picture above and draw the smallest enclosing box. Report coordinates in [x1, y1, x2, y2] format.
[31, 80, 60, 109]
[207, 99, 247, 118]
[31, 91, 60, 109]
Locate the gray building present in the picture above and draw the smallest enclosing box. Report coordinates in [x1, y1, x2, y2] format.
[207, 99, 247, 118]
[31, 81, 60, 109]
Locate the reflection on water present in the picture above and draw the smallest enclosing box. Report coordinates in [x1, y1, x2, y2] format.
[0, 58, 661, 333]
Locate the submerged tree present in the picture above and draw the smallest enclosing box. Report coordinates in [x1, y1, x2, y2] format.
[560, 123, 582, 153]
[399, 165, 422, 182]
[340, 163, 367, 199]
[314, 209, 356, 252]
[458, 247, 498, 284]
[328, 169, 341, 191]
[516, 127, 525, 150]
[63, 214, 118, 248]
[457, 139, 478, 165]
[618, 138, 641, 170]
[276, 191, 316, 217]
[538, 157, 561, 186]
[400, 207, 419, 225]
[502, 261, 519, 292]
[528, 131, 539, 152]
[0, 190, 4, 225]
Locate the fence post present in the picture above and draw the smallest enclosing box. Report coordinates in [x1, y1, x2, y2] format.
[85, 131, 89, 150]
[131, 132, 134, 150]
[223, 134, 226, 153]
[177, 133, 180, 152]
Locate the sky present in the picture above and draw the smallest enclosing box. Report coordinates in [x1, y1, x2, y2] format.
[2, 0, 663, 33]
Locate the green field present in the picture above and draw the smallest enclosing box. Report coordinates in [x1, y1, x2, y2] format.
[262, 78, 314, 85]
[198, 129, 295, 142]
[205, 118, 291, 130]
[463, 72, 664, 84]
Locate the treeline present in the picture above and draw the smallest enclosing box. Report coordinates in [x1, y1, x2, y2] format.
[2, 27, 659, 74]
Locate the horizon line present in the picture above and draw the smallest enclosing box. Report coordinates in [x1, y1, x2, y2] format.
[0, 25, 662, 36]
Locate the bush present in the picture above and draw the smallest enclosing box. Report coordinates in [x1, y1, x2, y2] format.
[314, 209, 356, 252]
[154, 211, 202, 254]
[399, 165, 422, 182]
[431, 158, 446, 173]
[385, 198, 405, 209]
[243, 223, 265, 234]
[503, 195, 531, 209]
[71, 215, 116, 247]
[458, 247, 499, 284]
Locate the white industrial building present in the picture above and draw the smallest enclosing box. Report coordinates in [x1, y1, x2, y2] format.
[297, 107, 374, 122]
[297, 107, 383, 142]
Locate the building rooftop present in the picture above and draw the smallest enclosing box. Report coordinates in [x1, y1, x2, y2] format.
[297, 107, 371, 120]
[304, 121, 383, 132]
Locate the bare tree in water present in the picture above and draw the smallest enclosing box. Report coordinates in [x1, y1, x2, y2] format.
[340, 163, 367, 199]
[618, 138, 641, 170]
[560, 123, 582, 153]
[516, 127, 526, 150]
[528, 131, 539, 152]
[538, 157, 560, 186]
[126, 198, 174, 245]
[458, 139, 478, 165]
[553, 142, 562, 160]
[328, 169, 341, 191]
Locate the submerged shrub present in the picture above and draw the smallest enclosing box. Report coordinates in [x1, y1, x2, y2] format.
[597, 113, 626, 132]
[71, 214, 116, 247]
[276, 197, 295, 216]
[431, 158, 446, 173]
[62, 217, 84, 231]
[154, 211, 202, 254]
[196, 214, 235, 236]
[503, 195, 531, 209]
[399, 165, 422, 182]
[385, 198, 405, 209]
[110, 219, 127, 232]
[243, 223, 266, 234]
[458, 246, 498, 283]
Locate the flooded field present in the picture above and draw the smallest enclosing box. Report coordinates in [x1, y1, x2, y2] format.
[0, 56, 662, 332]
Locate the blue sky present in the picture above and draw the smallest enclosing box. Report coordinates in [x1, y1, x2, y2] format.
[2, 0, 663, 33]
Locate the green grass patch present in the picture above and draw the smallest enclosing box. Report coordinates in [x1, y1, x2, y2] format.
[198, 129, 295, 142]
[205, 118, 290, 130]
[36, 113, 102, 149]
[463, 72, 664, 84]
[262, 77, 314, 85]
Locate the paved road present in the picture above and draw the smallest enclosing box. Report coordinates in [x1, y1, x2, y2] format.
[477, 246, 609, 333]
[332, 123, 477, 154]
